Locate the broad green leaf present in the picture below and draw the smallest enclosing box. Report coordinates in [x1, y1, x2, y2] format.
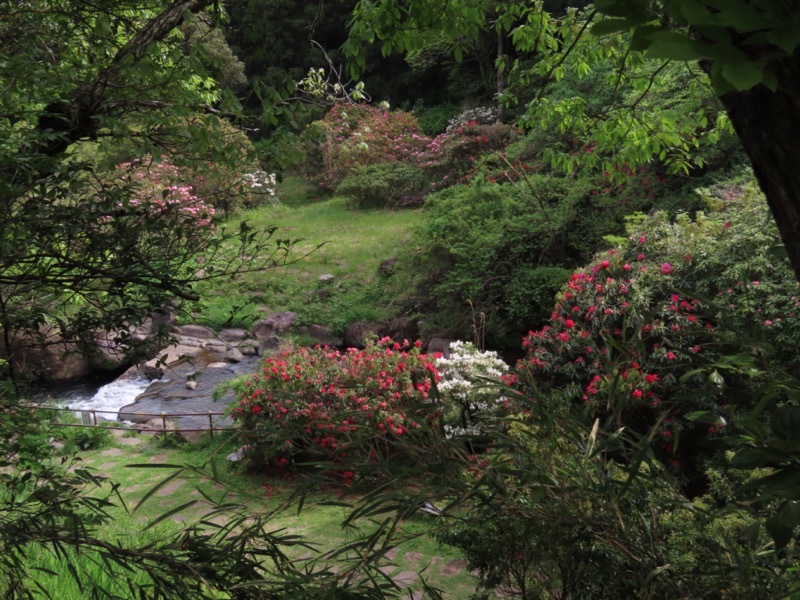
[592, 18, 641, 36]
[644, 32, 717, 61]
[766, 501, 800, 549]
[730, 448, 786, 469]
[721, 58, 764, 91]
[594, 0, 652, 21]
[771, 406, 800, 442]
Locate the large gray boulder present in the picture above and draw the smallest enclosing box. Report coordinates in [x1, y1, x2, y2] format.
[343, 321, 381, 348]
[380, 317, 420, 344]
[252, 311, 296, 340]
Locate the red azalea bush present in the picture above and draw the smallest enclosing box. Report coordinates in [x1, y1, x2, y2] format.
[421, 122, 518, 191]
[299, 102, 430, 191]
[231, 338, 442, 476]
[517, 184, 800, 489]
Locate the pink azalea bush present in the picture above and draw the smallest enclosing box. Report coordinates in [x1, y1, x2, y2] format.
[112, 156, 216, 230]
[231, 338, 443, 477]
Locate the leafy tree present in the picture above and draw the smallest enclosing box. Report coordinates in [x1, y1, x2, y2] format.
[0, 1, 293, 384]
[344, 0, 800, 283]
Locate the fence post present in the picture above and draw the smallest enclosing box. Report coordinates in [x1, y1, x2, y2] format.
[161, 412, 167, 438]
[91, 410, 97, 427]
[208, 412, 214, 438]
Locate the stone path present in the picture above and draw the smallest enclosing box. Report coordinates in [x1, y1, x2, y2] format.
[71, 438, 484, 598]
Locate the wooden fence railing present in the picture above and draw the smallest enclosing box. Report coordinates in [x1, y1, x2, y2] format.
[26, 404, 238, 438]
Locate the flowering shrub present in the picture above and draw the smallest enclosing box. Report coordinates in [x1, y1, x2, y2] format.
[518, 184, 800, 484]
[231, 338, 441, 476]
[418, 122, 518, 190]
[434, 341, 515, 438]
[445, 106, 498, 133]
[112, 157, 216, 230]
[299, 102, 430, 191]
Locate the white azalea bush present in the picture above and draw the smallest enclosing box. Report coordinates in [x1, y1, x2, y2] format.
[434, 341, 514, 439]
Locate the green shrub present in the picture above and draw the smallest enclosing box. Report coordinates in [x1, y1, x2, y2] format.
[60, 425, 112, 452]
[412, 102, 460, 136]
[336, 162, 429, 208]
[436, 418, 791, 599]
[407, 174, 653, 345]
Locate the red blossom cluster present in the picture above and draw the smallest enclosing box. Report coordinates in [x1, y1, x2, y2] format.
[518, 241, 723, 465]
[232, 338, 442, 481]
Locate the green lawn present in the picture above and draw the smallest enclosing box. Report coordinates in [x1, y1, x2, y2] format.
[24, 430, 482, 598]
[188, 176, 424, 337]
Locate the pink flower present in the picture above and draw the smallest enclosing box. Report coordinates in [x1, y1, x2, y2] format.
[764, 319, 773, 326]
[632, 389, 643, 398]
[565, 319, 575, 328]
[660, 263, 674, 275]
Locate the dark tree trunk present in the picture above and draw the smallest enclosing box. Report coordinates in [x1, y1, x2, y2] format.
[713, 53, 800, 283]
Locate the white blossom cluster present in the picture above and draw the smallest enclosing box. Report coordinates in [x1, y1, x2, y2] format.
[242, 171, 279, 203]
[435, 341, 508, 408]
[445, 106, 498, 133]
[443, 424, 482, 440]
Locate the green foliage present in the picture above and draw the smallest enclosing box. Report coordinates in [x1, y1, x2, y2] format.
[336, 162, 429, 208]
[412, 102, 461, 136]
[344, 1, 740, 178]
[58, 424, 113, 452]
[591, 0, 800, 94]
[408, 168, 664, 344]
[436, 416, 793, 598]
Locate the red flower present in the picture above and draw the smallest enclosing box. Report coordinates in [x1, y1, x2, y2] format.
[565, 319, 575, 328]
[660, 263, 674, 275]
[252, 405, 262, 414]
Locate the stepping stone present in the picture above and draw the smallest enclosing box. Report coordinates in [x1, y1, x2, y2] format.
[172, 514, 185, 523]
[148, 454, 170, 462]
[441, 559, 468, 576]
[392, 571, 418, 587]
[118, 437, 142, 446]
[403, 552, 423, 563]
[100, 448, 124, 456]
[97, 462, 117, 470]
[384, 547, 399, 560]
[156, 480, 184, 496]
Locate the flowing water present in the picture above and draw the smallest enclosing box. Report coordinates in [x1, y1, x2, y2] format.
[29, 374, 151, 421]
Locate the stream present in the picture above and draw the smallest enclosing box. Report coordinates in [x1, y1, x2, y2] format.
[29, 374, 152, 421]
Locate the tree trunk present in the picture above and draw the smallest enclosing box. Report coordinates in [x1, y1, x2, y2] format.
[497, 25, 504, 123]
[714, 54, 800, 283]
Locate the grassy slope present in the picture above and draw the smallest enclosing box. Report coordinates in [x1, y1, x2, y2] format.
[189, 176, 423, 337]
[26, 431, 480, 598]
